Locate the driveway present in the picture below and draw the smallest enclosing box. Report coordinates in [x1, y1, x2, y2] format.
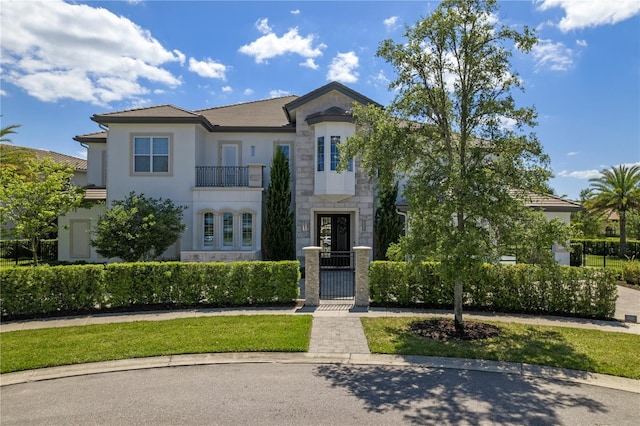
[1, 363, 638, 425]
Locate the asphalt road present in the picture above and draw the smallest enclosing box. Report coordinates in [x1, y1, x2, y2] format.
[2, 363, 638, 425]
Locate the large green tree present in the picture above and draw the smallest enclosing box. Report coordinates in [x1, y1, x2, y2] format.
[343, 0, 557, 330]
[263, 148, 295, 260]
[585, 164, 640, 257]
[0, 157, 84, 264]
[92, 192, 186, 262]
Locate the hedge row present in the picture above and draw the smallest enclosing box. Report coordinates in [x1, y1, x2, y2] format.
[0, 261, 300, 318]
[370, 262, 617, 319]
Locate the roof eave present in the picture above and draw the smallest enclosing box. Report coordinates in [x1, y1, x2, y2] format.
[91, 115, 216, 131]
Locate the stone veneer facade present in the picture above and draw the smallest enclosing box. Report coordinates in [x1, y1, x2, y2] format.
[292, 92, 375, 263]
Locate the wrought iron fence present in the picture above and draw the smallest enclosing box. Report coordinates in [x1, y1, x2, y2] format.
[0, 239, 58, 267]
[195, 166, 249, 187]
[570, 240, 639, 268]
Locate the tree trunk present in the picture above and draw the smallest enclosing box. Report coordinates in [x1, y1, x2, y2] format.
[454, 280, 464, 331]
[620, 211, 627, 258]
[30, 237, 39, 266]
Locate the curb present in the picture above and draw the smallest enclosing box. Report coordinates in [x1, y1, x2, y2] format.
[2, 352, 638, 394]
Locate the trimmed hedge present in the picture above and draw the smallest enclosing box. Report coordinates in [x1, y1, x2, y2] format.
[623, 262, 640, 285]
[370, 261, 617, 319]
[0, 261, 300, 318]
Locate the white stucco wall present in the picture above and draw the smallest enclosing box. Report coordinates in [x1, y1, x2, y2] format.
[543, 210, 572, 265]
[58, 204, 107, 263]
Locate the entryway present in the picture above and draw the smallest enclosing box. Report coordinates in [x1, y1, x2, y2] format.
[316, 214, 354, 300]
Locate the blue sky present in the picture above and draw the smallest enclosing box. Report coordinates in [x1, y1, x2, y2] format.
[1, 0, 639, 200]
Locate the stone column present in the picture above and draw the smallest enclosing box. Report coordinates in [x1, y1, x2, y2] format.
[303, 246, 321, 306]
[354, 246, 371, 308]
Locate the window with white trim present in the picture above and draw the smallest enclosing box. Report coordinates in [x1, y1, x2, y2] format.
[329, 136, 353, 171]
[133, 136, 169, 173]
[241, 213, 253, 247]
[203, 212, 215, 247]
[222, 212, 234, 247]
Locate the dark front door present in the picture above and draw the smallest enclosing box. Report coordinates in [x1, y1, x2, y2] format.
[317, 214, 351, 267]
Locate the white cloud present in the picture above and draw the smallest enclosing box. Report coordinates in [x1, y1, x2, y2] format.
[531, 39, 574, 71]
[576, 39, 588, 47]
[76, 149, 88, 160]
[557, 169, 601, 179]
[222, 85, 233, 93]
[270, 89, 291, 98]
[537, 0, 640, 31]
[188, 58, 228, 80]
[255, 18, 272, 35]
[498, 116, 517, 130]
[566, 151, 578, 156]
[0, 0, 183, 106]
[291, 9, 301, 15]
[239, 23, 326, 64]
[243, 88, 254, 96]
[0, 89, 6, 96]
[371, 69, 390, 86]
[327, 51, 359, 83]
[300, 58, 319, 70]
[383, 16, 401, 32]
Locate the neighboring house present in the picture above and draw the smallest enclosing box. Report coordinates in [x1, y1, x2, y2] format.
[1, 146, 87, 241]
[59, 82, 378, 264]
[58, 81, 581, 265]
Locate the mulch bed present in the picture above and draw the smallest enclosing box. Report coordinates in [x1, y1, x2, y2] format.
[409, 318, 502, 341]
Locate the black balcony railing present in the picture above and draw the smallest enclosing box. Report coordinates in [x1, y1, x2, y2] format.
[196, 166, 249, 187]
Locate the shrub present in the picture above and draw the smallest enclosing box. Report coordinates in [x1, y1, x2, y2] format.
[369, 261, 617, 319]
[623, 262, 640, 285]
[1, 261, 300, 318]
[570, 242, 583, 266]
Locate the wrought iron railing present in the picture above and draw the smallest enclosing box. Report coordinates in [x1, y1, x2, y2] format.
[196, 166, 249, 187]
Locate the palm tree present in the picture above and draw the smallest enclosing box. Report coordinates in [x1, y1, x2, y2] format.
[585, 164, 640, 258]
[0, 122, 35, 175]
[0, 122, 21, 142]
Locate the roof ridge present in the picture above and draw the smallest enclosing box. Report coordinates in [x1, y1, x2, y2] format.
[98, 104, 199, 116]
[194, 95, 298, 113]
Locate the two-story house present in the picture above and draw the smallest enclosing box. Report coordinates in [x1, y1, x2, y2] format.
[58, 82, 378, 264]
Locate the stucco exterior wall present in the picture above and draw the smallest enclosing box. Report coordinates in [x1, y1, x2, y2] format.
[543, 210, 572, 265]
[58, 204, 107, 263]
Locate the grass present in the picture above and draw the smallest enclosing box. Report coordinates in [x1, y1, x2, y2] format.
[0, 315, 312, 373]
[583, 254, 637, 272]
[361, 317, 640, 379]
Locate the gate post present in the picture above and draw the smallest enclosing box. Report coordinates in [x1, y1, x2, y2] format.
[303, 246, 321, 306]
[353, 246, 371, 308]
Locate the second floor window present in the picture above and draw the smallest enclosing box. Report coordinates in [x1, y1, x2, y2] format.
[134, 136, 169, 173]
[317, 137, 325, 171]
[330, 136, 353, 172]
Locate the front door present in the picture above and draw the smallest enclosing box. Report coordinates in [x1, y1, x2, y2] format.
[317, 214, 351, 266]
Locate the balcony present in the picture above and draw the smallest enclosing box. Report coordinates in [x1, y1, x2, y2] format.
[195, 165, 263, 188]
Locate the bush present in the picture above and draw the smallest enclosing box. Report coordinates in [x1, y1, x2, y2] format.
[1, 261, 300, 318]
[369, 261, 617, 319]
[570, 242, 583, 266]
[623, 262, 640, 285]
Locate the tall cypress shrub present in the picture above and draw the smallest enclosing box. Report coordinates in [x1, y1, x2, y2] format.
[374, 183, 403, 260]
[264, 148, 295, 260]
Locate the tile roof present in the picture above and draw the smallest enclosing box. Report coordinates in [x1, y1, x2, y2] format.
[512, 191, 583, 212]
[93, 104, 199, 119]
[195, 96, 299, 128]
[2, 145, 87, 171]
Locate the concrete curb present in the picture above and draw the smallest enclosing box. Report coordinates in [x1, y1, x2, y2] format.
[2, 353, 638, 394]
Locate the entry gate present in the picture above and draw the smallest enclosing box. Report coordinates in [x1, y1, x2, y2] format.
[319, 251, 355, 300]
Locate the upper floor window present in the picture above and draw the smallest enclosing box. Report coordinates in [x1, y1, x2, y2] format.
[317, 137, 325, 172]
[330, 136, 353, 172]
[133, 136, 170, 173]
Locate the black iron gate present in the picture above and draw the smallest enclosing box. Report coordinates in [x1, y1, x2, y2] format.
[319, 251, 355, 300]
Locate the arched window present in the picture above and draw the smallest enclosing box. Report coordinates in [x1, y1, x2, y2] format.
[203, 212, 215, 247]
[223, 212, 234, 247]
[241, 212, 253, 247]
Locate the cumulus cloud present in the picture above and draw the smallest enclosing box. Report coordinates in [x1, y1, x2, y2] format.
[239, 18, 326, 64]
[291, 9, 301, 15]
[222, 86, 233, 93]
[270, 89, 291, 98]
[327, 51, 359, 83]
[537, 0, 640, 31]
[0, 0, 184, 106]
[243, 88, 254, 96]
[532, 39, 575, 71]
[300, 58, 319, 70]
[576, 39, 588, 47]
[567, 151, 578, 156]
[188, 58, 228, 80]
[557, 169, 601, 179]
[383, 16, 401, 31]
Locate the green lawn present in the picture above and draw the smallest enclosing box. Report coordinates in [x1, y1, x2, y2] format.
[583, 254, 636, 271]
[361, 317, 640, 379]
[0, 315, 312, 373]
